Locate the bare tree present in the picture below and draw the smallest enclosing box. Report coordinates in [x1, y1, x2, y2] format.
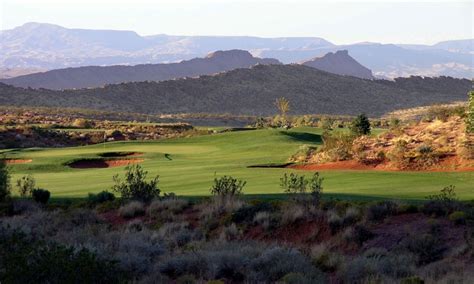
[275, 97, 290, 126]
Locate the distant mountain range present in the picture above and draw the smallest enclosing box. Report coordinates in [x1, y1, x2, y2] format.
[1, 23, 472, 79]
[0, 49, 380, 89]
[0, 64, 469, 117]
[0, 50, 280, 89]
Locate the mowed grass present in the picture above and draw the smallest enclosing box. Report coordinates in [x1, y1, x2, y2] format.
[2, 128, 473, 200]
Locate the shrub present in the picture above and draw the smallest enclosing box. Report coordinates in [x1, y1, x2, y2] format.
[210, 175, 246, 198]
[0, 160, 10, 202]
[71, 118, 92, 128]
[343, 207, 360, 226]
[403, 233, 445, 265]
[88, 190, 115, 204]
[327, 211, 343, 233]
[0, 230, 125, 283]
[16, 175, 36, 197]
[344, 224, 374, 246]
[311, 244, 342, 272]
[148, 198, 188, 216]
[281, 205, 305, 225]
[321, 131, 354, 161]
[423, 185, 460, 216]
[31, 188, 50, 204]
[118, 201, 145, 218]
[253, 211, 272, 229]
[350, 113, 371, 136]
[231, 201, 274, 224]
[280, 172, 323, 206]
[112, 165, 160, 202]
[367, 201, 398, 222]
[448, 211, 466, 225]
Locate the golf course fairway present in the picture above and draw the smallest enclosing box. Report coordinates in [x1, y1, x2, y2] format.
[2, 128, 473, 200]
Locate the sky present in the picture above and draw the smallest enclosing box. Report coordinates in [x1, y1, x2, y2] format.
[0, 0, 472, 45]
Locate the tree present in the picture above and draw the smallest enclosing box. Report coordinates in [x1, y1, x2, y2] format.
[350, 113, 371, 136]
[0, 159, 10, 202]
[275, 97, 290, 126]
[111, 165, 160, 202]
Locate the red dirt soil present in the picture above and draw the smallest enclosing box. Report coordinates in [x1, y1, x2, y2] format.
[3, 159, 33, 164]
[69, 158, 144, 169]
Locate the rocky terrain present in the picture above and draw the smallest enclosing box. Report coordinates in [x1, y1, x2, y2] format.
[301, 50, 374, 79]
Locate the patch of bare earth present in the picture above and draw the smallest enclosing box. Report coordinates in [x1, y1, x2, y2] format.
[3, 159, 32, 164]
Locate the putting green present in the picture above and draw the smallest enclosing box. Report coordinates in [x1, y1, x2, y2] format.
[2, 128, 473, 200]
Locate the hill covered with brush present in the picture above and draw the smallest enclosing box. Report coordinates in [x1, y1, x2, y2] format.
[0, 64, 470, 116]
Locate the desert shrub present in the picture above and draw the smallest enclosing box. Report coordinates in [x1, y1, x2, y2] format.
[321, 131, 355, 161]
[343, 224, 374, 246]
[448, 211, 466, 225]
[148, 198, 188, 216]
[16, 174, 36, 197]
[311, 244, 342, 272]
[401, 276, 425, 284]
[343, 207, 360, 225]
[388, 139, 409, 168]
[327, 210, 343, 233]
[231, 201, 274, 224]
[0, 159, 10, 202]
[350, 113, 371, 136]
[72, 118, 93, 128]
[88, 190, 115, 204]
[220, 223, 241, 241]
[403, 233, 445, 265]
[31, 188, 50, 204]
[11, 199, 41, 215]
[253, 211, 272, 229]
[423, 185, 460, 216]
[426, 105, 465, 122]
[0, 229, 125, 283]
[281, 204, 305, 225]
[112, 165, 160, 202]
[399, 203, 419, 214]
[157, 222, 202, 247]
[210, 175, 246, 198]
[118, 201, 145, 218]
[176, 274, 197, 284]
[248, 246, 325, 282]
[367, 201, 398, 222]
[280, 172, 323, 206]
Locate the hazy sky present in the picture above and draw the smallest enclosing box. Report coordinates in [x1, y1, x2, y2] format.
[1, 0, 472, 45]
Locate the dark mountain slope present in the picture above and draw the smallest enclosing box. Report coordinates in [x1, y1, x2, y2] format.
[0, 50, 280, 90]
[301, 50, 374, 79]
[0, 64, 470, 116]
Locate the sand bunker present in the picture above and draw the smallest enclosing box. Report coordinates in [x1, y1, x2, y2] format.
[98, 152, 143, 158]
[3, 159, 32, 165]
[68, 158, 144, 169]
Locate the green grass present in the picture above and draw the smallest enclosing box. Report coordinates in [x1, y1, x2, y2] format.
[2, 127, 473, 200]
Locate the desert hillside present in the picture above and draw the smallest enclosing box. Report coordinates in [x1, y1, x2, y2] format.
[0, 65, 470, 116]
[293, 116, 473, 171]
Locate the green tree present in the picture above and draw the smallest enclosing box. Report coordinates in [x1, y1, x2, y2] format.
[0, 160, 10, 202]
[350, 113, 371, 136]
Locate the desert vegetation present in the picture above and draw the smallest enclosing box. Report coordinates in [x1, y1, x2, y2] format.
[1, 162, 473, 283]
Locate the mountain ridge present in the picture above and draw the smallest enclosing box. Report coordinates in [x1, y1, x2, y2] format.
[0, 64, 469, 117]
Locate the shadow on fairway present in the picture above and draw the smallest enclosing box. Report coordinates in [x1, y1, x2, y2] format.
[279, 131, 322, 143]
